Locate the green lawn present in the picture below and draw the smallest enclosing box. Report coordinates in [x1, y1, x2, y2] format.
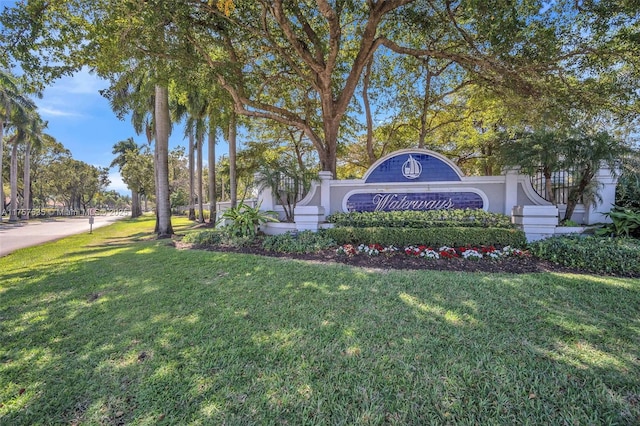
[1, 216, 639, 425]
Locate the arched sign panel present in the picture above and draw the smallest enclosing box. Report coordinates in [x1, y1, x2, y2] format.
[364, 152, 462, 183]
[345, 150, 486, 212]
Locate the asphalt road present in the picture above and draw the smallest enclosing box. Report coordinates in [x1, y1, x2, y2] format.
[0, 214, 125, 258]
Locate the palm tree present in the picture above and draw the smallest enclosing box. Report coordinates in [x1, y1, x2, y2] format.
[207, 113, 217, 223]
[186, 124, 196, 220]
[21, 115, 47, 220]
[7, 107, 43, 222]
[110, 137, 143, 218]
[103, 68, 160, 226]
[562, 129, 630, 223]
[0, 70, 37, 221]
[155, 84, 173, 237]
[196, 123, 204, 223]
[175, 86, 212, 224]
[228, 110, 238, 209]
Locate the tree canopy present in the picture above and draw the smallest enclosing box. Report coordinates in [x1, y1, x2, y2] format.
[2, 0, 639, 221]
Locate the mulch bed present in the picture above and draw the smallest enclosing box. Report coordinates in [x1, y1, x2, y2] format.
[176, 241, 600, 276]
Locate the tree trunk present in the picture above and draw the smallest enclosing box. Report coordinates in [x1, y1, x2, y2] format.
[543, 167, 556, 205]
[563, 169, 593, 223]
[197, 131, 204, 223]
[363, 57, 376, 166]
[188, 127, 196, 220]
[208, 115, 217, 224]
[322, 119, 339, 177]
[154, 84, 174, 237]
[22, 140, 31, 220]
[418, 65, 434, 149]
[9, 139, 19, 222]
[228, 111, 237, 208]
[0, 120, 4, 222]
[131, 188, 141, 218]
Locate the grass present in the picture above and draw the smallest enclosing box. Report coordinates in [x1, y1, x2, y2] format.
[1, 216, 639, 425]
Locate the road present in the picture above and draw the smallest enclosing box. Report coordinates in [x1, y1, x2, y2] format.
[0, 214, 125, 257]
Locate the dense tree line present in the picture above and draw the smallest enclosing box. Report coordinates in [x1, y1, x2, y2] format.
[1, 69, 113, 220]
[2, 1, 639, 230]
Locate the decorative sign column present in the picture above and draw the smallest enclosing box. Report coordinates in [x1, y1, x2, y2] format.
[344, 150, 486, 212]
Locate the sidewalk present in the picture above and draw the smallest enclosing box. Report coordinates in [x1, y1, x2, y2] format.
[0, 215, 124, 257]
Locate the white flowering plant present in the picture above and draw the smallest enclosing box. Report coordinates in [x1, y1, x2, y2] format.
[335, 243, 529, 260]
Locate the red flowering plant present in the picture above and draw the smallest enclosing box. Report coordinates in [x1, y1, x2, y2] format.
[336, 243, 528, 259]
[404, 245, 440, 258]
[336, 244, 358, 257]
[438, 246, 460, 259]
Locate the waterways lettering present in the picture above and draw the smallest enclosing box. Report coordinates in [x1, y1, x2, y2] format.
[345, 191, 484, 212]
[372, 193, 454, 211]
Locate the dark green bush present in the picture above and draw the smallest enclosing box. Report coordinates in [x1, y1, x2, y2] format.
[326, 209, 515, 229]
[262, 231, 336, 254]
[529, 235, 640, 275]
[324, 226, 526, 248]
[182, 229, 225, 245]
[182, 229, 253, 247]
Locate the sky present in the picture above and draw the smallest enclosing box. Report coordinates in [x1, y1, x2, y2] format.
[2, 0, 563, 198]
[37, 68, 205, 195]
[0, 0, 217, 195]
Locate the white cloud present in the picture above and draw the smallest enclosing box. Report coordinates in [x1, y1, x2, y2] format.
[48, 67, 107, 95]
[39, 106, 83, 118]
[38, 67, 108, 119]
[107, 171, 129, 195]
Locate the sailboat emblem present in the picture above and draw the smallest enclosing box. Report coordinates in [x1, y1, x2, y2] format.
[402, 155, 422, 179]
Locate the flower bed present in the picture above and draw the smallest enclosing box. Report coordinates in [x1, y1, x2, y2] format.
[336, 243, 527, 260]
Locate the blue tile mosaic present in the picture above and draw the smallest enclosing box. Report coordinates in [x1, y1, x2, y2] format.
[365, 152, 461, 183]
[346, 192, 484, 212]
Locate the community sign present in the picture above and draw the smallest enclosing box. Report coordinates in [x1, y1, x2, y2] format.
[344, 150, 485, 212]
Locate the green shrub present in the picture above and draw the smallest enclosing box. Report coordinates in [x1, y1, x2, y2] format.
[560, 219, 580, 227]
[182, 229, 254, 247]
[324, 226, 526, 248]
[595, 206, 640, 238]
[219, 202, 278, 237]
[182, 229, 225, 245]
[262, 231, 336, 254]
[529, 235, 640, 275]
[326, 209, 515, 229]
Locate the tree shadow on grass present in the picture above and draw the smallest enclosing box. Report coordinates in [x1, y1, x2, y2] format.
[1, 248, 639, 424]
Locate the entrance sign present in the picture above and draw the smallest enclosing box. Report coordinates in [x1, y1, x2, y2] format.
[345, 150, 483, 212]
[257, 148, 619, 240]
[364, 151, 461, 183]
[345, 191, 484, 212]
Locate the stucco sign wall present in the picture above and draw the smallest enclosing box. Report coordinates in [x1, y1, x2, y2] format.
[344, 150, 486, 212]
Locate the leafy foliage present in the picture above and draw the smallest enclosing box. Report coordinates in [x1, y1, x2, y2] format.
[326, 209, 514, 229]
[219, 202, 277, 238]
[254, 158, 316, 222]
[262, 231, 336, 254]
[496, 128, 630, 222]
[529, 235, 640, 275]
[182, 228, 252, 247]
[616, 151, 640, 209]
[324, 226, 526, 248]
[3, 216, 640, 424]
[595, 206, 640, 238]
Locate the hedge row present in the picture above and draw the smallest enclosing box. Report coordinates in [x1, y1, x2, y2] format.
[528, 235, 640, 275]
[324, 226, 526, 248]
[326, 209, 514, 229]
[262, 231, 336, 254]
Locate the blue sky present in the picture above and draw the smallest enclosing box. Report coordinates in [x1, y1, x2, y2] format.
[0, 0, 211, 194]
[37, 68, 205, 194]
